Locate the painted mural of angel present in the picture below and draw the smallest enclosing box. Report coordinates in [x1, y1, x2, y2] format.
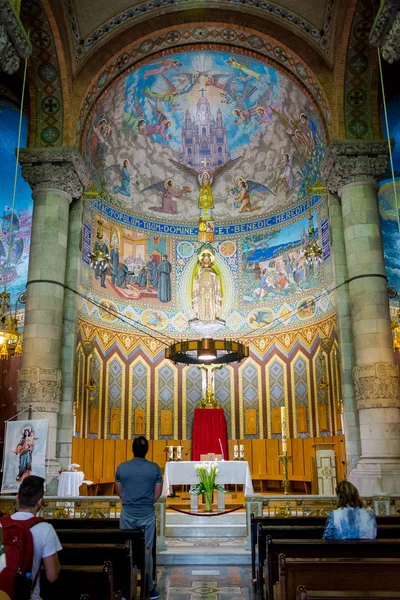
[168, 156, 243, 208]
[119, 91, 146, 137]
[142, 75, 181, 107]
[143, 58, 182, 80]
[231, 82, 259, 125]
[232, 176, 275, 213]
[226, 56, 261, 81]
[205, 74, 241, 105]
[145, 102, 173, 141]
[141, 178, 191, 214]
[173, 72, 200, 95]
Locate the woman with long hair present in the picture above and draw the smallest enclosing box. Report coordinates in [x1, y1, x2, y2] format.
[323, 481, 377, 539]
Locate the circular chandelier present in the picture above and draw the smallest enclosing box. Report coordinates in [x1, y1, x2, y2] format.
[166, 338, 249, 365]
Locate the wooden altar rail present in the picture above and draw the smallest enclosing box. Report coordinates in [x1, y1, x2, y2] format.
[72, 435, 345, 489]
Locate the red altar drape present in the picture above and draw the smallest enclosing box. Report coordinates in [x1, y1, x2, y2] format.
[192, 408, 229, 461]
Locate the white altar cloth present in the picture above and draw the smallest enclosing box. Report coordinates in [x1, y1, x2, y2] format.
[57, 471, 84, 496]
[162, 460, 253, 497]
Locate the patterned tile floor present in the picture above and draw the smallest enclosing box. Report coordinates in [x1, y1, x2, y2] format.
[155, 566, 258, 599]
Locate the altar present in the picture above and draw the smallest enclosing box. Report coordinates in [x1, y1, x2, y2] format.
[162, 460, 253, 510]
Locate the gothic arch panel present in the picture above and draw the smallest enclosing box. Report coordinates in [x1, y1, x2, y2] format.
[238, 358, 262, 440]
[265, 354, 288, 439]
[105, 353, 126, 438]
[128, 357, 151, 439]
[154, 360, 178, 440]
[215, 365, 235, 440]
[290, 350, 313, 438]
[182, 365, 202, 441]
[313, 349, 332, 436]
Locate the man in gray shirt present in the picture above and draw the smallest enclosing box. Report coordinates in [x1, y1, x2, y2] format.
[115, 436, 163, 600]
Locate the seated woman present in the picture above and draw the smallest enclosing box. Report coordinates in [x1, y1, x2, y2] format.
[323, 480, 377, 540]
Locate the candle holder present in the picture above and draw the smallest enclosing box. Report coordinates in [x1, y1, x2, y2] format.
[278, 451, 292, 495]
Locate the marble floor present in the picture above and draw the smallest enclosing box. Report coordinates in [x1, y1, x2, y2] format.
[155, 566, 258, 599]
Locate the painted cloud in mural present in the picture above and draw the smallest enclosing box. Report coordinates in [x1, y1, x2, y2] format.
[84, 51, 325, 223]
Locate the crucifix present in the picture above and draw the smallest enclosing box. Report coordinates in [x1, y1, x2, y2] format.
[198, 363, 223, 407]
[199, 87, 206, 97]
[201, 157, 209, 169]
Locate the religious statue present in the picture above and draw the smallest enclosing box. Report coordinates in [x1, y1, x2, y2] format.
[198, 363, 223, 408]
[192, 248, 223, 322]
[198, 162, 214, 211]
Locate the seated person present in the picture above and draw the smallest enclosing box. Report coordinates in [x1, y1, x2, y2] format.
[323, 480, 377, 540]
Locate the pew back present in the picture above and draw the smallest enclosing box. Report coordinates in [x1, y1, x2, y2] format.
[41, 561, 114, 600]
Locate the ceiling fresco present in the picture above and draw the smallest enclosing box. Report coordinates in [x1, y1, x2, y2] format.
[83, 50, 326, 226]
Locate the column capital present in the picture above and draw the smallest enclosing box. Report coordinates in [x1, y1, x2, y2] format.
[17, 366, 62, 412]
[353, 362, 400, 409]
[321, 139, 390, 194]
[370, 0, 400, 64]
[19, 147, 89, 200]
[0, 0, 31, 74]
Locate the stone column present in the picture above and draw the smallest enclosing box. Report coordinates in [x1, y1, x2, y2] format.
[18, 148, 88, 492]
[322, 140, 400, 494]
[58, 197, 84, 469]
[328, 193, 361, 472]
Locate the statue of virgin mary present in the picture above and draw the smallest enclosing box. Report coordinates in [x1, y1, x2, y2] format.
[192, 248, 222, 322]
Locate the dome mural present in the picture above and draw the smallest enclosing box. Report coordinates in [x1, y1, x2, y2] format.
[83, 50, 326, 225]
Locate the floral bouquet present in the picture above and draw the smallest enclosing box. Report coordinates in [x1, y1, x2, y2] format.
[190, 462, 227, 512]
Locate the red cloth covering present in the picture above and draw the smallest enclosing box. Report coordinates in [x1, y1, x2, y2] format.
[192, 408, 229, 462]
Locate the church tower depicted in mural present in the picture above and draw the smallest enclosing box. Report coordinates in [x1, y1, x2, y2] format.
[180, 91, 230, 169]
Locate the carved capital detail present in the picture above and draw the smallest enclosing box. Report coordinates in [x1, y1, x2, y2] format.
[370, 0, 400, 64]
[17, 366, 62, 411]
[19, 148, 89, 200]
[353, 362, 400, 409]
[321, 140, 390, 193]
[0, 0, 31, 74]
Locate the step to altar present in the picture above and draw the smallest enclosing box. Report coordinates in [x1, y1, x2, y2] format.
[165, 510, 247, 538]
[157, 536, 251, 565]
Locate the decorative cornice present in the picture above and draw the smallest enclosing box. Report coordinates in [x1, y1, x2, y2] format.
[321, 139, 391, 193]
[370, 0, 400, 63]
[0, 0, 31, 74]
[19, 147, 90, 200]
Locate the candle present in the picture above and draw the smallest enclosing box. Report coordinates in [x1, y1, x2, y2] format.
[280, 407, 287, 453]
[176, 446, 182, 460]
[234, 445, 238, 452]
[240, 445, 244, 451]
[168, 446, 174, 459]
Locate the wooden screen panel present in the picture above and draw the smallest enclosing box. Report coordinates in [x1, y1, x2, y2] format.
[84, 438, 96, 481]
[266, 439, 280, 477]
[115, 439, 127, 473]
[179, 440, 192, 461]
[152, 440, 167, 470]
[238, 439, 253, 473]
[245, 409, 257, 435]
[251, 439, 267, 477]
[291, 437, 305, 479]
[271, 408, 282, 434]
[302, 437, 315, 481]
[103, 440, 115, 480]
[75, 405, 81, 434]
[297, 405, 308, 433]
[89, 406, 99, 435]
[109, 408, 120, 435]
[228, 439, 238, 461]
[160, 410, 173, 436]
[93, 439, 104, 481]
[134, 408, 145, 435]
[318, 403, 329, 432]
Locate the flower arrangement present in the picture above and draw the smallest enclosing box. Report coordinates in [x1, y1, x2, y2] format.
[190, 462, 227, 512]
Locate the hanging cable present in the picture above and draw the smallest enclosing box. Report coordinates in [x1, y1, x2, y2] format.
[378, 46, 400, 233]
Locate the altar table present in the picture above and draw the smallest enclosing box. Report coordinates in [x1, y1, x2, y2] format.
[162, 460, 253, 509]
[57, 471, 84, 496]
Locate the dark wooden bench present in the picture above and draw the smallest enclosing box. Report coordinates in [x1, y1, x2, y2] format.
[297, 590, 400, 599]
[264, 538, 400, 600]
[60, 542, 137, 600]
[277, 556, 400, 600]
[41, 560, 115, 600]
[55, 528, 150, 600]
[251, 514, 400, 592]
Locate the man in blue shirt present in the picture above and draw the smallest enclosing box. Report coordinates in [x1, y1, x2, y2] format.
[115, 436, 163, 599]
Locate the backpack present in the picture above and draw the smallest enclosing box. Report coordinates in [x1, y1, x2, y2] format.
[0, 515, 43, 599]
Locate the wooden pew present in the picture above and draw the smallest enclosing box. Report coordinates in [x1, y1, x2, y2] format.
[277, 556, 400, 600]
[251, 514, 400, 592]
[60, 542, 137, 600]
[41, 560, 115, 600]
[265, 538, 400, 600]
[297, 589, 400, 599]
[55, 528, 150, 600]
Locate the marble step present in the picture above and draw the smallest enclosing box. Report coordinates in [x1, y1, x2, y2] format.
[165, 511, 247, 537]
[157, 537, 251, 565]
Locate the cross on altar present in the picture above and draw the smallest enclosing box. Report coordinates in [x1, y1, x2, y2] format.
[199, 87, 206, 97]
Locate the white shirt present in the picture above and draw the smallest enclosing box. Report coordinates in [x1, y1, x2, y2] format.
[11, 512, 62, 600]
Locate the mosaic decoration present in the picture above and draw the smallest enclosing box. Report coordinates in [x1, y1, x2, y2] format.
[21, 0, 63, 146]
[77, 315, 338, 440]
[344, 0, 377, 139]
[0, 102, 32, 321]
[105, 354, 125, 439]
[67, 0, 336, 64]
[291, 351, 312, 438]
[83, 49, 326, 225]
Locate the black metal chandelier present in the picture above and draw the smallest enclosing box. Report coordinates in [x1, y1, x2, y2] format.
[166, 338, 249, 365]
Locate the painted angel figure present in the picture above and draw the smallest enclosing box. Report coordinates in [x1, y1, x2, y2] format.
[168, 156, 242, 210]
[232, 176, 275, 213]
[145, 102, 173, 141]
[226, 56, 261, 81]
[119, 91, 146, 137]
[142, 75, 181, 107]
[143, 58, 182, 80]
[142, 178, 191, 214]
[173, 72, 200, 96]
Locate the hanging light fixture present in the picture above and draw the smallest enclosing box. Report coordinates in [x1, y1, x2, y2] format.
[166, 338, 248, 365]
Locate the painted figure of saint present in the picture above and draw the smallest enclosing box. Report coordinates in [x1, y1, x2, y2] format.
[192, 250, 222, 322]
[14, 425, 37, 482]
[144, 179, 191, 214]
[113, 160, 131, 197]
[199, 170, 213, 210]
[157, 254, 172, 302]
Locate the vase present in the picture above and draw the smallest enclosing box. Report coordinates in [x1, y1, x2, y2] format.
[204, 489, 213, 512]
